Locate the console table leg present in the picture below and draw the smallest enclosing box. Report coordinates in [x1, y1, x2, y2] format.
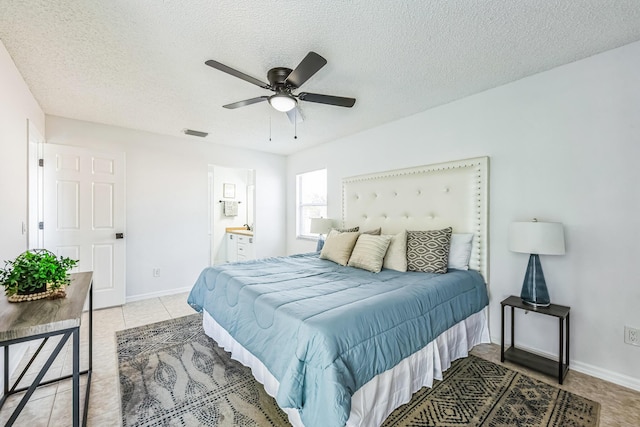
[3, 345, 8, 396]
[500, 305, 505, 362]
[510, 306, 515, 349]
[567, 313, 570, 369]
[558, 316, 564, 384]
[73, 328, 80, 427]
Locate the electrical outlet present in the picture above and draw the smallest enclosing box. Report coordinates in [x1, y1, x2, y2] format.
[625, 326, 639, 346]
[153, 268, 161, 277]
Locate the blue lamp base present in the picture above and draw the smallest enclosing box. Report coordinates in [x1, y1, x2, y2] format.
[520, 254, 551, 307]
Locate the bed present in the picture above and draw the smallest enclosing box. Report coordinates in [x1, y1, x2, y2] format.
[188, 157, 490, 427]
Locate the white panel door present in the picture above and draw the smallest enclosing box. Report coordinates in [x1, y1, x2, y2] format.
[43, 144, 125, 308]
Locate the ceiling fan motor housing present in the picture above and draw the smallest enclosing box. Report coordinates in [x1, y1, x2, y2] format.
[268, 67, 294, 89]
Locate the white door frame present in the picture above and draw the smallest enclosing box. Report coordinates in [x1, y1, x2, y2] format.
[27, 119, 44, 249]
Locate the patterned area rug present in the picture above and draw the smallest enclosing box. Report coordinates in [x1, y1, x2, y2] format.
[381, 355, 600, 427]
[117, 313, 289, 426]
[117, 313, 600, 427]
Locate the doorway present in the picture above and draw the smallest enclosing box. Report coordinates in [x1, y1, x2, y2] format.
[208, 165, 255, 265]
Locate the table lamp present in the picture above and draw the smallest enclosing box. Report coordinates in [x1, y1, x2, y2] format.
[310, 217, 333, 251]
[509, 219, 565, 307]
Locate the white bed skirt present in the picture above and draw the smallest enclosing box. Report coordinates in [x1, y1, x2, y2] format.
[203, 307, 490, 427]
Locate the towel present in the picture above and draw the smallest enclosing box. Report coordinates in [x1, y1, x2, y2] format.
[223, 201, 238, 216]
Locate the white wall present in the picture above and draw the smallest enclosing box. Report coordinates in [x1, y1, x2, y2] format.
[287, 41, 640, 389]
[0, 41, 45, 260]
[0, 40, 45, 390]
[46, 116, 286, 300]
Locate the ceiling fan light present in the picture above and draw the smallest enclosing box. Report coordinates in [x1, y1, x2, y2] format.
[269, 94, 297, 112]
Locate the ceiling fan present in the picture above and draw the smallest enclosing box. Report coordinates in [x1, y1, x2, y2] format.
[205, 52, 356, 119]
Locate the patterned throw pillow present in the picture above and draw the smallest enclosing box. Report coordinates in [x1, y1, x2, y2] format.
[335, 226, 359, 233]
[319, 230, 360, 266]
[406, 227, 453, 273]
[348, 234, 392, 273]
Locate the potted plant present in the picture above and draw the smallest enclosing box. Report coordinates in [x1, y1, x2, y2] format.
[0, 249, 78, 300]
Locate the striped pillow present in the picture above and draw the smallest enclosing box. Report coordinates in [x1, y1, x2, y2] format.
[348, 234, 392, 273]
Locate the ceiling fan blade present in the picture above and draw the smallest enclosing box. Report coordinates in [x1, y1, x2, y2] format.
[285, 52, 327, 88]
[223, 96, 269, 109]
[205, 60, 270, 89]
[298, 92, 356, 108]
[286, 107, 304, 124]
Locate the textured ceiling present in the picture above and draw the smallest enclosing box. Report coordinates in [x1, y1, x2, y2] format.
[1, 1, 640, 155]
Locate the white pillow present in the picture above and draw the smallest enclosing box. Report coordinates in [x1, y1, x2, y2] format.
[448, 233, 474, 270]
[348, 234, 392, 273]
[319, 230, 360, 266]
[382, 231, 407, 272]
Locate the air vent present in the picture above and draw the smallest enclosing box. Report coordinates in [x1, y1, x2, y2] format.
[183, 129, 209, 138]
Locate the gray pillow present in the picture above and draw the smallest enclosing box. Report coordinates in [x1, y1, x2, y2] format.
[361, 227, 381, 235]
[406, 227, 453, 274]
[448, 233, 473, 270]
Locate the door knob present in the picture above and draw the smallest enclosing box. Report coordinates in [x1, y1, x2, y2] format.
[116, 233, 124, 239]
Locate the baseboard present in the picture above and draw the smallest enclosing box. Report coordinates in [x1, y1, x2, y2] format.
[126, 286, 193, 303]
[490, 334, 640, 392]
[570, 359, 640, 392]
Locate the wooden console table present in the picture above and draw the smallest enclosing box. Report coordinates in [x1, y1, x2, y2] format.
[0, 272, 93, 426]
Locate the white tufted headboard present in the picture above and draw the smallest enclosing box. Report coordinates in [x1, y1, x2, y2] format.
[342, 157, 489, 282]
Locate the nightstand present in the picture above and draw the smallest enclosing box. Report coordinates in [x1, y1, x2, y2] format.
[500, 295, 570, 384]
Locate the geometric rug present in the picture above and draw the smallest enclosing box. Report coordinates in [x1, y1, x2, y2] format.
[117, 313, 600, 427]
[381, 354, 600, 427]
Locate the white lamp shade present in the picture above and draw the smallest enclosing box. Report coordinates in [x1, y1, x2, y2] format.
[268, 94, 297, 112]
[509, 221, 565, 255]
[310, 218, 333, 234]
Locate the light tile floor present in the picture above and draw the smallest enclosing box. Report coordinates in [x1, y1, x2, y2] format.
[1, 293, 639, 426]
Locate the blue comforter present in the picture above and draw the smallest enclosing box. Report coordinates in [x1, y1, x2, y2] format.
[188, 253, 488, 427]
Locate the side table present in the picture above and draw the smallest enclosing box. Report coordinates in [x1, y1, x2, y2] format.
[500, 295, 570, 384]
[0, 272, 93, 426]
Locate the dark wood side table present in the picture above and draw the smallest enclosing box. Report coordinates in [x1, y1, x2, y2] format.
[0, 272, 93, 426]
[500, 295, 570, 384]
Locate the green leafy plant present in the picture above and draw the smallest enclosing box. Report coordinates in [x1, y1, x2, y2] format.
[0, 249, 78, 296]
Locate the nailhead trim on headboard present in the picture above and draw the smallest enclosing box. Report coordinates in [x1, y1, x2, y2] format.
[341, 157, 489, 283]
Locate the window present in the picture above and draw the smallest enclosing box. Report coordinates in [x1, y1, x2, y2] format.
[296, 169, 327, 239]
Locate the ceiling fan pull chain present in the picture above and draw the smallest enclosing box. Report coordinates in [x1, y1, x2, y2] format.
[294, 109, 298, 140]
[269, 114, 272, 142]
